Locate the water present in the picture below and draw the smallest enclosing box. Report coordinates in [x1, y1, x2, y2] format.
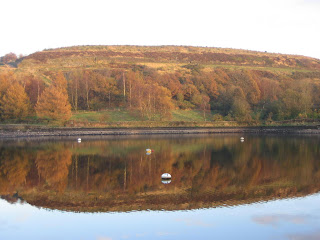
[1, 134, 320, 239]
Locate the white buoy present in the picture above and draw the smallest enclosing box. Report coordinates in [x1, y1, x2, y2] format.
[146, 152, 151, 156]
[240, 137, 244, 140]
[146, 148, 151, 152]
[161, 173, 171, 179]
[162, 179, 171, 184]
[78, 138, 81, 143]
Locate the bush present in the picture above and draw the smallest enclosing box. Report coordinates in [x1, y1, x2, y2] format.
[212, 114, 223, 121]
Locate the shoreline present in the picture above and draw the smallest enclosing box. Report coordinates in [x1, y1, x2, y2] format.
[0, 125, 320, 138]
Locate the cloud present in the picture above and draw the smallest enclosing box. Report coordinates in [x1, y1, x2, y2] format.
[252, 214, 315, 227]
[96, 237, 112, 240]
[175, 218, 213, 227]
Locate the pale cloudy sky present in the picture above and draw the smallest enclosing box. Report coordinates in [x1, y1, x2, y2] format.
[1, 0, 319, 59]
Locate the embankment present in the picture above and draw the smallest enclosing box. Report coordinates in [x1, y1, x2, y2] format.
[0, 125, 320, 138]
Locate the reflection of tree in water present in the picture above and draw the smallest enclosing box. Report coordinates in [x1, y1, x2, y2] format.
[64, 137, 320, 196]
[0, 147, 31, 194]
[35, 144, 72, 192]
[1, 136, 320, 211]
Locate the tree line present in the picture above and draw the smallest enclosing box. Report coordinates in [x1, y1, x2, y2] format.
[0, 65, 320, 122]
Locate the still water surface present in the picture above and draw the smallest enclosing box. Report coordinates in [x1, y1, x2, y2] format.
[1, 134, 320, 239]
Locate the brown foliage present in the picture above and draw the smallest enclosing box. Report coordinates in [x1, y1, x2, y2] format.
[3, 46, 320, 123]
[36, 146, 72, 192]
[0, 72, 15, 95]
[0, 150, 30, 193]
[36, 86, 72, 121]
[1, 136, 320, 211]
[0, 83, 30, 120]
[24, 74, 45, 106]
[53, 72, 68, 93]
[2, 52, 17, 63]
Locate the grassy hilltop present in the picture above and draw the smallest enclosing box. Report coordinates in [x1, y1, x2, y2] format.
[1, 45, 320, 126]
[20, 45, 320, 72]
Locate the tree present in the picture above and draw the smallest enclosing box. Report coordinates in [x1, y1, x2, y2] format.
[68, 70, 80, 111]
[36, 86, 72, 121]
[0, 72, 14, 98]
[2, 53, 17, 63]
[24, 74, 45, 106]
[243, 70, 261, 105]
[0, 83, 30, 121]
[281, 80, 313, 119]
[231, 87, 252, 122]
[154, 85, 174, 119]
[53, 72, 68, 94]
[200, 95, 210, 121]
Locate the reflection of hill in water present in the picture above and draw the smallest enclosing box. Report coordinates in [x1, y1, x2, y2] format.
[1, 135, 320, 212]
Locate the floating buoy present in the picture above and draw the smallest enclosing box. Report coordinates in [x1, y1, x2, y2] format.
[161, 173, 171, 179]
[241, 139, 244, 142]
[162, 179, 171, 184]
[146, 148, 151, 152]
[146, 152, 151, 155]
[240, 137, 244, 140]
[77, 138, 81, 143]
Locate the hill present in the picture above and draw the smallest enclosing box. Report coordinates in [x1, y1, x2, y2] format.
[19, 45, 320, 72]
[1, 45, 320, 125]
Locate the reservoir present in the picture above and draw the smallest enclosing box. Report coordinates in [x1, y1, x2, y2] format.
[1, 134, 320, 239]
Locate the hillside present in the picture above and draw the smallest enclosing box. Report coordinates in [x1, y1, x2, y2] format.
[19, 45, 320, 71]
[1, 45, 320, 124]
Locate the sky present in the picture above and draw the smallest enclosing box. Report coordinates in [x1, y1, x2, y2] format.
[2, 193, 320, 239]
[1, 0, 320, 59]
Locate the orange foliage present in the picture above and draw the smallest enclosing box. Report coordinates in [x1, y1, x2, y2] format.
[36, 147, 72, 192]
[0, 83, 30, 120]
[36, 86, 71, 121]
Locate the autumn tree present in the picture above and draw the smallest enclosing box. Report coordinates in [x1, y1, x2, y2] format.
[191, 72, 218, 99]
[125, 70, 142, 109]
[153, 85, 174, 119]
[82, 70, 92, 109]
[231, 87, 252, 122]
[53, 72, 68, 93]
[36, 72, 72, 121]
[161, 73, 183, 100]
[0, 72, 14, 98]
[281, 83, 312, 119]
[24, 74, 45, 106]
[36, 86, 72, 122]
[200, 95, 210, 121]
[242, 70, 261, 105]
[2, 52, 17, 63]
[0, 83, 31, 121]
